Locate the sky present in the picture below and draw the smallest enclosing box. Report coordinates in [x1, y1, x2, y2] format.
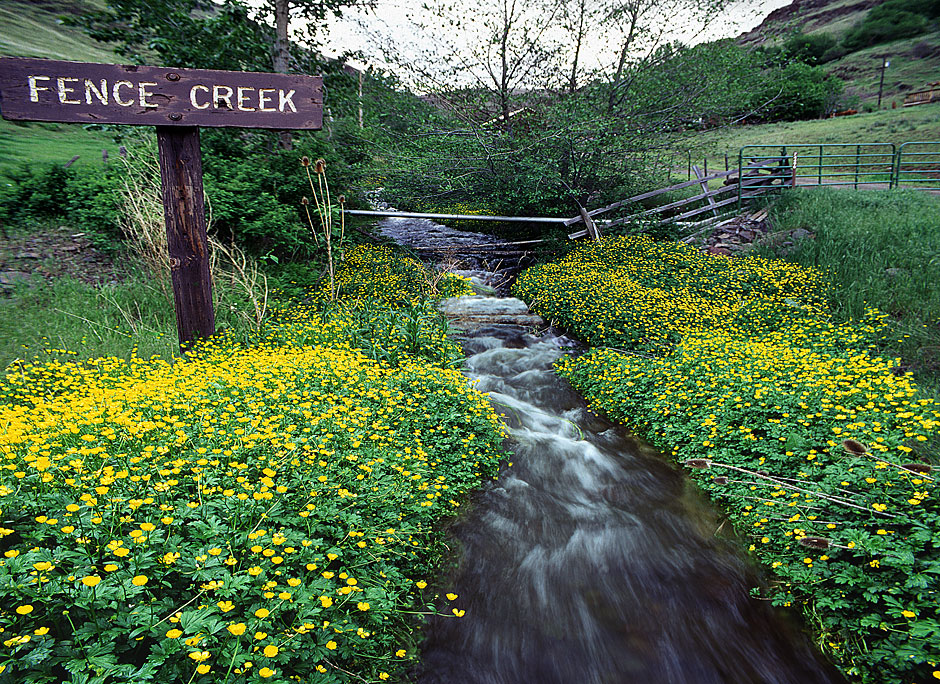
[313, 0, 793, 67]
[246, 0, 794, 80]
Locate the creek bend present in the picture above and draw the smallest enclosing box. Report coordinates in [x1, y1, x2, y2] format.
[378, 216, 844, 684]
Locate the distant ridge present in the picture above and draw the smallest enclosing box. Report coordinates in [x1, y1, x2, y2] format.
[737, 0, 880, 45]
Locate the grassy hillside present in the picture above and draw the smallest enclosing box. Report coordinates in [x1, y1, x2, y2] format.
[738, 0, 940, 105]
[0, 120, 125, 180]
[0, 0, 124, 178]
[0, 0, 122, 63]
[738, 0, 872, 44]
[680, 105, 940, 174]
[830, 31, 940, 105]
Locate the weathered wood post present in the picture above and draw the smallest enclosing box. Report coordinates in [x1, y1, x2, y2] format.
[156, 126, 214, 344]
[0, 57, 322, 351]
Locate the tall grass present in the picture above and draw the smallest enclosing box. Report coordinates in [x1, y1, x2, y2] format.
[766, 188, 940, 382]
[0, 275, 178, 369]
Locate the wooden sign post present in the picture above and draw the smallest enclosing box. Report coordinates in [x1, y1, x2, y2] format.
[0, 57, 322, 350]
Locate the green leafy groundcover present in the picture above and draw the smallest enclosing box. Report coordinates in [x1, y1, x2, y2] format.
[0, 247, 501, 683]
[514, 235, 940, 683]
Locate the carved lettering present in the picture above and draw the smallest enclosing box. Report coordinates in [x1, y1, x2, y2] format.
[138, 81, 158, 108]
[258, 88, 275, 112]
[113, 80, 135, 106]
[84, 79, 107, 105]
[279, 89, 296, 112]
[190, 84, 210, 109]
[2, 59, 322, 129]
[27, 75, 50, 102]
[212, 84, 234, 109]
[56, 77, 80, 104]
[236, 86, 255, 111]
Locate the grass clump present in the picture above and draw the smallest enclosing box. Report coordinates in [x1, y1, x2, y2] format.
[764, 188, 940, 382]
[0, 275, 179, 370]
[514, 234, 940, 683]
[0, 247, 502, 683]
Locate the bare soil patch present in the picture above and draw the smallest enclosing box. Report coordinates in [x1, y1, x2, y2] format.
[0, 227, 124, 291]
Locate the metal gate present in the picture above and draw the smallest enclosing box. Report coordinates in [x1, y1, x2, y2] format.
[895, 142, 940, 191]
[738, 143, 897, 193]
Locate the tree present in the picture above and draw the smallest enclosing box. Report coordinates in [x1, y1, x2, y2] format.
[560, 0, 598, 93]
[601, 0, 733, 116]
[753, 62, 844, 121]
[73, 0, 271, 71]
[783, 32, 839, 65]
[253, 0, 378, 148]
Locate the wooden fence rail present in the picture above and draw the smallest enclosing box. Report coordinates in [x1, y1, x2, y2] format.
[344, 157, 792, 243]
[345, 209, 568, 224]
[565, 158, 787, 238]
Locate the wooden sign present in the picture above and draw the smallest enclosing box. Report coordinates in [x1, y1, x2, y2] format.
[0, 57, 322, 128]
[0, 58, 323, 350]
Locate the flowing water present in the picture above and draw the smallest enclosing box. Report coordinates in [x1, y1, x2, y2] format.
[378, 216, 845, 684]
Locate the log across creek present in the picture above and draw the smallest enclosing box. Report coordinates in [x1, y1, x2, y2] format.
[377, 215, 846, 684]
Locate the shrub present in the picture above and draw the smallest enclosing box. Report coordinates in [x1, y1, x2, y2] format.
[912, 40, 938, 58]
[843, 1, 930, 50]
[0, 163, 124, 249]
[753, 62, 845, 121]
[784, 32, 840, 64]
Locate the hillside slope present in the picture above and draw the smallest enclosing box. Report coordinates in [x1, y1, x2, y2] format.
[739, 0, 877, 44]
[0, 1, 127, 177]
[0, 0, 123, 63]
[738, 0, 940, 105]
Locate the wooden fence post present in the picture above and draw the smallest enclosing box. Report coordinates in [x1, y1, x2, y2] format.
[693, 165, 720, 218]
[578, 205, 601, 241]
[156, 126, 215, 350]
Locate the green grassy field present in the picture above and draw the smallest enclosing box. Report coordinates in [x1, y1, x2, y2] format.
[0, 1, 125, 179]
[677, 105, 940, 181]
[0, 120, 120, 180]
[0, 0, 121, 63]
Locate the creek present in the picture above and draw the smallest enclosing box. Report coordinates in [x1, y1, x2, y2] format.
[378, 216, 845, 684]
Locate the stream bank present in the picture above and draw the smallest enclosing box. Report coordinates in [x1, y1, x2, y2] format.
[377, 216, 845, 684]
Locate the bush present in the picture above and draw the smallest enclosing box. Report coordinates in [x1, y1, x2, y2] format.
[843, 0, 931, 50]
[912, 40, 939, 58]
[200, 134, 356, 259]
[0, 164, 73, 223]
[0, 163, 124, 249]
[784, 32, 840, 64]
[753, 62, 845, 121]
